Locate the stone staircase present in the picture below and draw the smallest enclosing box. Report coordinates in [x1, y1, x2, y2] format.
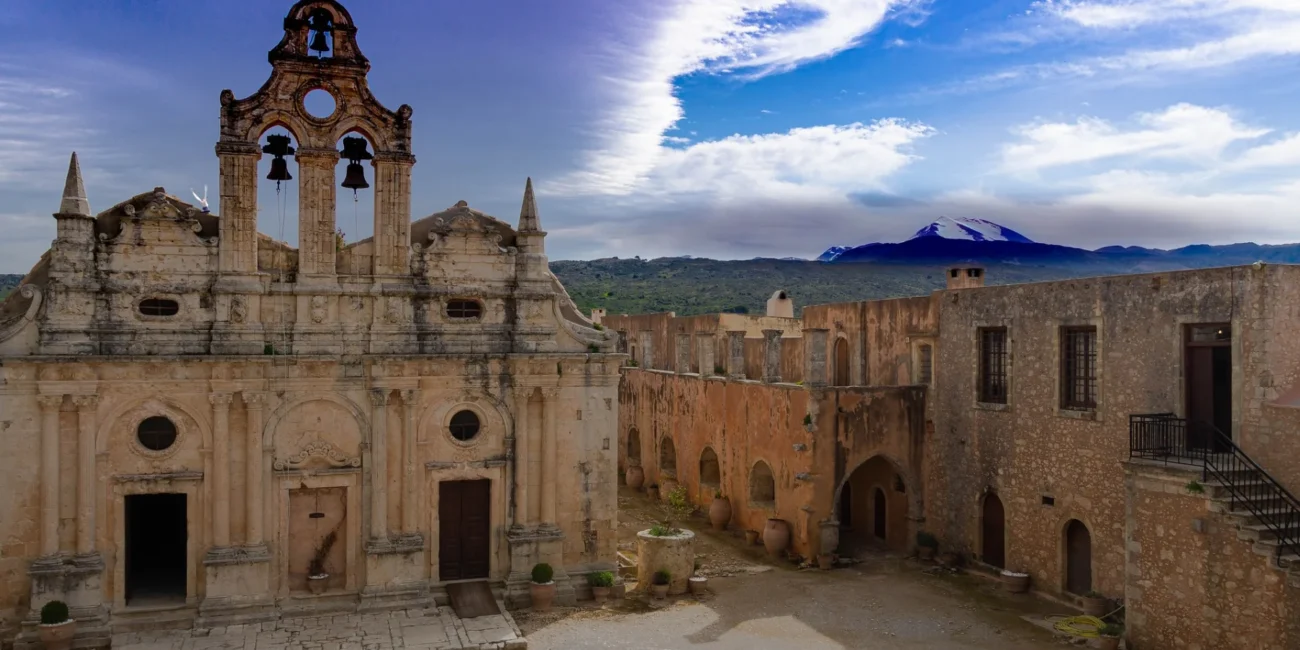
[1204, 478, 1300, 587]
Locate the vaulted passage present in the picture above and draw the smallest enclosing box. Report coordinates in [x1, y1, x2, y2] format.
[700, 447, 721, 488]
[125, 493, 187, 606]
[838, 456, 909, 555]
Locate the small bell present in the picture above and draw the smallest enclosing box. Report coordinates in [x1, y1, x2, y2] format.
[342, 162, 369, 190]
[309, 30, 330, 56]
[267, 158, 292, 182]
[307, 9, 333, 57]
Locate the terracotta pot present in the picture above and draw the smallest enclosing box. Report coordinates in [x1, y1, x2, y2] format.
[530, 582, 556, 611]
[625, 465, 645, 489]
[660, 478, 679, 501]
[307, 575, 328, 595]
[688, 576, 708, 595]
[38, 620, 76, 650]
[817, 554, 834, 570]
[708, 497, 732, 531]
[1081, 596, 1108, 618]
[592, 586, 611, 604]
[818, 520, 840, 556]
[918, 546, 936, 561]
[650, 583, 669, 600]
[1001, 571, 1030, 594]
[1099, 636, 1120, 650]
[744, 530, 760, 546]
[762, 518, 790, 558]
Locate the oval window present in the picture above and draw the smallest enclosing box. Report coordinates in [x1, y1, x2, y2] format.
[448, 410, 481, 442]
[137, 416, 178, 451]
[447, 299, 482, 319]
[139, 298, 180, 317]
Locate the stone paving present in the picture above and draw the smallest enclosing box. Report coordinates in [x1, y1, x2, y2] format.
[111, 608, 526, 650]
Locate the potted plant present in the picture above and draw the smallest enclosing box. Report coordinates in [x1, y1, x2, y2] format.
[688, 574, 708, 595]
[1098, 623, 1123, 650]
[588, 570, 614, 604]
[1081, 590, 1108, 617]
[708, 489, 732, 531]
[916, 531, 939, 561]
[38, 601, 76, 650]
[1001, 569, 1030, 594]
[307, 531, 337, 595]
[650, 569, 671, 600]
[530, 563, 556, 611]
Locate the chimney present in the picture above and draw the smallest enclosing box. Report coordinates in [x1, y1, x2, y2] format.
[766, 290, 794, 318]
[946, 266, 985, 290]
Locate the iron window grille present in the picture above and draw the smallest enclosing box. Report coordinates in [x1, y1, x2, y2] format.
[1060, 327, 1098, 410]
[446, 299, 483, 319]
[979, 328, 1008, 404]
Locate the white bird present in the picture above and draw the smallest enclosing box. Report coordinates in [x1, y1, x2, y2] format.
[191, 186, 210, 213]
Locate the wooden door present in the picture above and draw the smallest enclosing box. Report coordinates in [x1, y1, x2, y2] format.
[1186, 324, 1232, 450]
[1065, 520, 1092, 595]
[439, 480, 491, 581]
[287, 487, 347, 593]
[872, 488, 887, 540]
[834, 338, 850, 386]
[981, 494, 1006, 568]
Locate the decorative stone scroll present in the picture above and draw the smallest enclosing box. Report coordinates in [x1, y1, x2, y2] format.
[273, 438, 361, 470]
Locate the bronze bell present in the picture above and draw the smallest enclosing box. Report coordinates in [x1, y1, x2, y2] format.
[267, 157, 292, 182]
[262, 133, 295, 184]
[342, 162, 369, 190]
[309, 30, 330, 56]
[308, 9, 332, 57]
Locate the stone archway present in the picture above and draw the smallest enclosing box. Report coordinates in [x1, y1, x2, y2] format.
[836, 455, 910, 555]
[1065, 519, 1092, 594]
[834, 337, 850, 386]
[981, 492, 1006, 569]
[627, 427, 642, 467]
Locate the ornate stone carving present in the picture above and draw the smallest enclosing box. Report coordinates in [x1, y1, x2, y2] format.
[369, 390, 390, 407]
[209, 393, 234, 407]
[272, 439, 361, 471]
[241, 392, 266, 409]
[71, 395, 99, 410]
[36, 395, 64, 410]
[385, 299, 403, 324]
[230, 296, 248, 324]
[310, 296, 327, 324]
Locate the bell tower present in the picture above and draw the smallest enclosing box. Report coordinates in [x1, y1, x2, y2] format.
[215, 0, 415, 284]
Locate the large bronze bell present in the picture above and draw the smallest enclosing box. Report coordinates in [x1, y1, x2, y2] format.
[309, 30, 330, 56]
[262, 134, 295, 184]
[342, 162, 369, 190]
[339, 136, 373, 193]
[267, 157, 292, 182]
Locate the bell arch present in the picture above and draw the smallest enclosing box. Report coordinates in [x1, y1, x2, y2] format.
[216, 0, 415, 279]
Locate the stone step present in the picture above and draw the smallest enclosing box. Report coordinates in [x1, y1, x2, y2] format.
[278, 592, 361, 619]
[110, 606, 197, 634]
[1238, 521, 1300, 543]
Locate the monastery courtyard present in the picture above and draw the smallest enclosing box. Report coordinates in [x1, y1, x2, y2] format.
[113, 488, 1063, 650]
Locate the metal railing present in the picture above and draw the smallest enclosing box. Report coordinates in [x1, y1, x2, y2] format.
[1130, 413, 1300, 566]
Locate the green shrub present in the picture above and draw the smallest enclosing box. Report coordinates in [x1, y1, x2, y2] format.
[593, 323, 604, 331]
[714, 488, 724, 499]
[531, 563, 554, 584]
[649, 524, 671, 537]
[40, 601, 69, 625]
[1099, 623, 1123, 638]
[653, 569, 671, 586]
[627, 359, 639, 367]
[587, 571, 615, 588]
[1084, 590, 1103, 598]
[587, 343, 600, 353]
[1185, 480, 1205, 494]
[714, 365, 726, 375]
[916, 531, 939, 549]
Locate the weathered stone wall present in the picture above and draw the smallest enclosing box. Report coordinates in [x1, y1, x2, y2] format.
[601, 312, 801, 374]
[802, 296, 936, 387]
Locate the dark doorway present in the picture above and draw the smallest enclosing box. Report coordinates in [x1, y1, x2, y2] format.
[125, 493, 187, 606]
[872, 487, 887, 540]
[439, 480, 491, 581]
[834, 338, 850, 386]
[981, 493, 1006, 569]
[1185, 324, 1232, 451]
[839, 484, 852, 529]
[1065, 519, 1092, 595]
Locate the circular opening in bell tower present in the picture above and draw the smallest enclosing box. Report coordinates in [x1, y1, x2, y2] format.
[303, 88, 337, 119]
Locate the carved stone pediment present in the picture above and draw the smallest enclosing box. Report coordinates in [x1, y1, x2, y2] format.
[273, 438, 361, 471]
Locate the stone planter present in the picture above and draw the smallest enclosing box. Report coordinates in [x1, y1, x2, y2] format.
[592, 586, 611, 604]
[1001, 570, 1029, 594]
[38, 620, 76, 650]
[636, 528, 695, 596]
[530, 582, 556, 611]
[688, 576, 708, 596]
[817, 554, 834, 570]
[708, 497, 732, 531]
[762, 518, 790, 558]
[1099, 635, 1120, 650]
[625, 465, 645, 490]
[307, 575, 328, 595]
[744, 530, 760, 546]
[1081, 595, 1108, 617]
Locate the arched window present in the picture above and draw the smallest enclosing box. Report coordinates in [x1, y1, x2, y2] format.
[699, 447, 721, 488]
[749, 461, 775, 507]
[137, 416, 178, 451]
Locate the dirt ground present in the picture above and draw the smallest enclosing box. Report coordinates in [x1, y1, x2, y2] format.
[514, 488, 1079, 649]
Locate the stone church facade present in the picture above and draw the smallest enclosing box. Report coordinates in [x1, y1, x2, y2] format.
[0, 2, 619, 646]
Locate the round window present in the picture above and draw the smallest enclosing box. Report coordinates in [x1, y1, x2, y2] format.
[448, 410, 481, 442]
[137, 416, 178, 451]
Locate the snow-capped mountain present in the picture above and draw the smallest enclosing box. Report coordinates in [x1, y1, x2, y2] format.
[908, 216, 1034, 244]
[816, 246, 851, 262]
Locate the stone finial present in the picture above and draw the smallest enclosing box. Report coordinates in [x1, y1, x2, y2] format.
[519, 177, 540, 232]
[58, 152, 91, 217]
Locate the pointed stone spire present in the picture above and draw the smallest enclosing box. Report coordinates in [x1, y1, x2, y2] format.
[518, 177, 541, 232]
[58, 152, 91, 216]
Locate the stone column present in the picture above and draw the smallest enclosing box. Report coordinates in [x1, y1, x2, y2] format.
[727, 331, 745, 379]
[210, 393, 234, 548]
[803, 329, 829, 388]
[242, 392, 266, 547]
[37, 395, 63, 557]
[294, 148, 340, 280]
[540, 388, 560, 530]
[675, 333, 691, 374]
[372, 154, 414, 276]
[215, 141, 260, 275]
[699, 336, 716, 376]
[400, 389, 419, 536]
[762, 330, 783, 383]
[511, 388, 531, 530]
[639, 331, 654, 369]
[369, 390, 390, 540]
[72, 395, 98, 556]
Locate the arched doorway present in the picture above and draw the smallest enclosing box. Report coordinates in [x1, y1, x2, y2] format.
[838, 455, 909, 554]
[659, 436, 677, 477]
[981, 493, 1006, 568]
[872, 488, 887, 539]
[1065, 519, 1092, 594]
[699, 447, 721, 490]
[626, 428, 641, 467]
[834, 338, 850, 386]
[749, 461, 775, 508]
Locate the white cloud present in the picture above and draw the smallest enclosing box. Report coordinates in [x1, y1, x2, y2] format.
[556, 0, 916, 195]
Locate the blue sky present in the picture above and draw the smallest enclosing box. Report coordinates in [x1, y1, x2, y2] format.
[2, 0, 1299, 273]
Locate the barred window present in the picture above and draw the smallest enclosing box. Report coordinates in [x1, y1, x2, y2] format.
[979, 328, 1008, 404]
[446, 299, 482, 319]
[917, 344, 933, 385]
[1060, 327, 1097, 410]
